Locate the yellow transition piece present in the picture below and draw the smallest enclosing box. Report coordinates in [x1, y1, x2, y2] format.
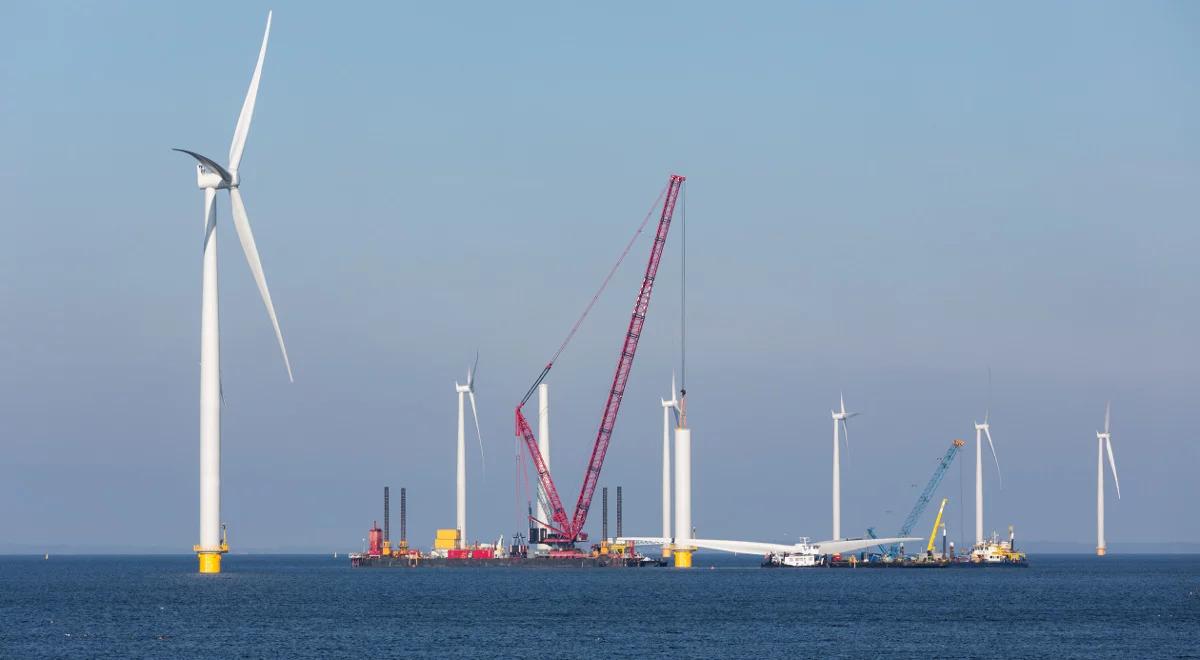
[197, 552, 222, 574]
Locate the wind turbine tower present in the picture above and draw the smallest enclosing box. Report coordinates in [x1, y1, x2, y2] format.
[831, 393, 857, 540]
[1096, 402, 1121, 556]
[660, 374, 679, 559]
[673, 388, 693, 568]
[454, 355, 484, 549]
[175, 11, 292, 574]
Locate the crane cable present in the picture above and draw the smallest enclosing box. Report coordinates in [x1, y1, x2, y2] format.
[674, 182, 687, 427]
[680, 182, 687, 395]
[518, 183, 670, 408]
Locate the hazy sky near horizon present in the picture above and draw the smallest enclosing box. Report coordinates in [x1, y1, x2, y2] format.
[1, 1, 1198, 552]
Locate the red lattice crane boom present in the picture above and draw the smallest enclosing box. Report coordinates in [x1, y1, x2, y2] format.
[514, 174, 686, 546]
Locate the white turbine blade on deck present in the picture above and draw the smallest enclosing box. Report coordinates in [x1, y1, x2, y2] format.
[984, 426, 1001, 488]
[229, 11, 272, 173]
[684, 538, 796, 555]
[468, 389, 484, 473]
[229, 187, 292, 381]
[814, 537, 922, 556]
[1106, 436, 1120, 499]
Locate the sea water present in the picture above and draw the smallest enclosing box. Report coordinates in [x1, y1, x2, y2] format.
[1, 554, 1197, 658]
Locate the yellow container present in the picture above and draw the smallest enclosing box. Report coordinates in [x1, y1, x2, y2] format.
[436, 529, 461, 541]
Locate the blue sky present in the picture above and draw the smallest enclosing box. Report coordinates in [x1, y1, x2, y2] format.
[1, 1, 1197, 552]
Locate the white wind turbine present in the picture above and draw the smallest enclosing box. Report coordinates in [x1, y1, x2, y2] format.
[831, 393, 858, 540]
[455, 353, 484, 549]
[974, 407, 1001, 546]
[660, 373, 680, 550]
[1096, 402, 1121, 556]
[174, 11, 291, 575]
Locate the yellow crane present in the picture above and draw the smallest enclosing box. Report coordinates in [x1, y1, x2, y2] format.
[926, 498, 949, 556]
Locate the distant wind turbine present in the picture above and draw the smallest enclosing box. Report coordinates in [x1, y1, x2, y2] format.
[831, 392, 859, 540]
[974, 406, 1001, 546]
[1096, 402, 1121, 556]
[455, 353, 484, 548]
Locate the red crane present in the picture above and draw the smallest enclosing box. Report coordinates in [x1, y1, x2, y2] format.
[514, 174, 685, 547]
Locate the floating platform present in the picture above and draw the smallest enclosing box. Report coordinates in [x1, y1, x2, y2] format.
[351, 554, 665, 569]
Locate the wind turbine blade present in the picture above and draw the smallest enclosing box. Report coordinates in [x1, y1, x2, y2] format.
[841, 418, 850, 458]
[229, 11, 272, 173]
[1104, 401, 1111, 435]
[468, 390, 485, 474]
[984, 426, 1001, 488]
[840, 392, 846, 416]
[468, 351, 478, 389]
[671, 371, 677, 400]
[174, 149, 232, 184]
[229, 187, 292, 382]
[1105, 436, 1120, 499]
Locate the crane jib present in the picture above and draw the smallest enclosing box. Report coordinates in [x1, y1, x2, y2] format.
[515, 174, 686, 545]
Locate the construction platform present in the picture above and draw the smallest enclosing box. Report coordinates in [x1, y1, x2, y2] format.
[351, 554, 665, 568]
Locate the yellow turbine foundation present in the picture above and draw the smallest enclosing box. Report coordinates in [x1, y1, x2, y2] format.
[195, 542, 228, 574]
[673, 549, 693, 568]
[198, 552, 222, 573]
[662, 544, 673, 559]
[1097, 547, 1106, 556]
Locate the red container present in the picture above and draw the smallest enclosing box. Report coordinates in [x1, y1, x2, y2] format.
[447, 549, 470, 559]
[368, 523, 383, 556]
[470, 549, 495, 560]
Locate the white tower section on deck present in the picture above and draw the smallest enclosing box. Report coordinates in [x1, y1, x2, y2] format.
[198, 187, 221, 555]
[662, 403, 672, 543]
[674, 427, 692, 546]
[537, 383, 551, 548]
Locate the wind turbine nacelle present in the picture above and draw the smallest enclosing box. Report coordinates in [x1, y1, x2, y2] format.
[195, 163, 234, 190]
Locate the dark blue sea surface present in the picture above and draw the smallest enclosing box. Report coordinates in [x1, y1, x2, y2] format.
[1, 554, 1197, 658]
